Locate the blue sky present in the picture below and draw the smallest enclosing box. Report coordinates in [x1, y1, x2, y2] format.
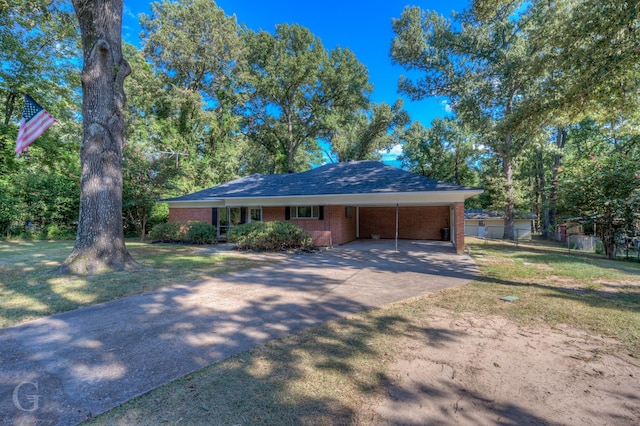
[123, 0, 471, 162]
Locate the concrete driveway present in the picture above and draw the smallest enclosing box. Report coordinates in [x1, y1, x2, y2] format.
[0, 240, 478, 425]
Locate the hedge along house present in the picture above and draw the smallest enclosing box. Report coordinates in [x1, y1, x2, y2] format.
[164, 161, 483, 253]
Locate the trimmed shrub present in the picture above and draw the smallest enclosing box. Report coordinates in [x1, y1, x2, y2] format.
[228, 221, 313, 251]
[186, 221, 217, 244]
[46, 223, 75, 240]
[150, 221, 217, 244]
[149, 221, 184, 242]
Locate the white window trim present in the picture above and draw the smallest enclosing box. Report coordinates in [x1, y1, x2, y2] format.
[290, 205, 320, 219]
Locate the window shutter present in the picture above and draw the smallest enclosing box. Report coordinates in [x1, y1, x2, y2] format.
[285, 206, 290, 220]
[211, 208, 218, 227]
[240, 207, 247, 224]
[318, 206, 324, 220]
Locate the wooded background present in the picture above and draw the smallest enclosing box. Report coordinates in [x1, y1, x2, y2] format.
[1, 0, 638, 256]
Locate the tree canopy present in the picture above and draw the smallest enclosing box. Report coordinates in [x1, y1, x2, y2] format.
[242, 23, 372, 173]
[391, 0, 640, 241]
[2, 0, 639, 260]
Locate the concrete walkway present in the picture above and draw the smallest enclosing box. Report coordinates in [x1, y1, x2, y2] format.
[0, 240, 478, 425]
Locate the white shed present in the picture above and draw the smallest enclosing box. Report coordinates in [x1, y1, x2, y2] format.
[464, 210, 535, 240]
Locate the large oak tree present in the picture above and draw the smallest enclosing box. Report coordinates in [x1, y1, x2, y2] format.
[391, 4, 536, 239]
[243, 24, 372, 173]
[61, 0, 135, 273]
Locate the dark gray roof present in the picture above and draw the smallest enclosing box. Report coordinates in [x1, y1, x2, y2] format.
[165, 160, 481, 202]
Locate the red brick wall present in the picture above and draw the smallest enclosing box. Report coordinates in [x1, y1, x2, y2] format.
[263, 205, 356, 246]
[168, 208, 213, 225]
[454, 202, 465, 254]
[338, 206, 357, 244]
[359, 206, 450, 240]
[262, 206, 285, 222]
[325, 205, 356, 245]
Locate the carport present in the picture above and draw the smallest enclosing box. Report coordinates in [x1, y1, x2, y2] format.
[357, 205, 452, 241]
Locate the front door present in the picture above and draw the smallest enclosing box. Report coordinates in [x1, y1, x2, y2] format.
[478, 220, 486, 238]
[218, 207, 242, 238]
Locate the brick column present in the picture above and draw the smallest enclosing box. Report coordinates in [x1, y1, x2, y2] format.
[454, 202, 465, 254]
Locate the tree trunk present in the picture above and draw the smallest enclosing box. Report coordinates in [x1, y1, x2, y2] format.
[547, 127, 566, 241]
[140, 212, 147, 242]
[502, 135, 515, 241]
[60, 0, 137, 274]
[3, 91, 17, 126]
[599, 210, 616, 260]
[536, 147, 550, 239]
[453, 149, 460, 185]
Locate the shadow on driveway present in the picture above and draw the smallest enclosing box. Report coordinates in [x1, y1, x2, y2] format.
[0, 239, 478, 425]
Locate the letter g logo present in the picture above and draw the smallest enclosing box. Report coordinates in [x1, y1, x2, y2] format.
[13, 381, 41, 412]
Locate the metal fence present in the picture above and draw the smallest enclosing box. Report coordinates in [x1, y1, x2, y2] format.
[565, 234, 640, 261]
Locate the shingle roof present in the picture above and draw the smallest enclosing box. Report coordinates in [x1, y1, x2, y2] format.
[165, 160, 480, 202]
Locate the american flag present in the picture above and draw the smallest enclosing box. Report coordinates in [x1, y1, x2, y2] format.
[15, 94, 57, 156]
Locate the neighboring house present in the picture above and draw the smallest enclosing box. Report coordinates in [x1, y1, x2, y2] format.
[164, 161, 482, 253]
[464, 209, 535, 240]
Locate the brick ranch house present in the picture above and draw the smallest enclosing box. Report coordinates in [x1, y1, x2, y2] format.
[164, 161, 483, 254]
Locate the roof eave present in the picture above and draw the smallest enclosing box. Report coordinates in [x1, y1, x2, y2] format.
[165, 189, 484, 208]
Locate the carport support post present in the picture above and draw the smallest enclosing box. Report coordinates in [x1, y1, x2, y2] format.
[395, 203, 399, 252]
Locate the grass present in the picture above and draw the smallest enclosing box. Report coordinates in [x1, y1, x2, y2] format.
[431, 238, 640, 350]
[0, 240, 276, 328]
[89, 236, 640, 425]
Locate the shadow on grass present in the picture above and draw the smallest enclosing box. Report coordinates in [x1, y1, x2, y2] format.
[475, 272, 640, 312]
[471, 238, 640, 273]
[0, 241, 271, 327]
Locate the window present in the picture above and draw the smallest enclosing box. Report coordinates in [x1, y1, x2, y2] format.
[290, 206, 320, 219]
[345, 206, 354, 218]
[249, 207, 262, 222]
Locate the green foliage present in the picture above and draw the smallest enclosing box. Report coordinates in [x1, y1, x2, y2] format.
[243, 24, 372, 172]
[141, 0, 243, 104]
[45, 223, 76, 240]
[558, 149, 640, 258]
[186, 221, 218, 245]
[137, 0, 245, 190]
[391, 0, 640, 241]
[149, 222, 185, 243]
[228, 221, 313, 251]
[149, 203, 169, 228]
[149, 221, 217, 244]
[523, 0, 640, 125]
[0, 1, 82, 240]
[329, 100, 409, 162]
[391, 3, 535, 240]
[401, 117, 479, 186]
[0, 0, 80, 131]
[122, 144, 179, 240]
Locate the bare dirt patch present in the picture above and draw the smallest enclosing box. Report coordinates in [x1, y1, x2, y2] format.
[370, 308, 640, 425]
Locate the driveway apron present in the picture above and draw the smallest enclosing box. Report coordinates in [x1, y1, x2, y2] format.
[0, 240, 478, 425]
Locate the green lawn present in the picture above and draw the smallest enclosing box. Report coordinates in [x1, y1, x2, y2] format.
[88, 237, 640, 425]
[0, 240, 276, 328]
[433, 238, 640, 350]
